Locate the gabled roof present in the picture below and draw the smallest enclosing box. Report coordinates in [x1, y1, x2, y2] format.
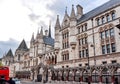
[17, 39, 28, 51]
[77, 0, 120, 24]
[6, 49, 13, 57]
[43, 36, 54, 47]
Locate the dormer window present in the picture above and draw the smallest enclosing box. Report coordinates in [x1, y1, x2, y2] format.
[106, 15, 110, 22]
[112, 12, 115, 20]
[97, 18, 100, 26]
[102, 16, 105, 24]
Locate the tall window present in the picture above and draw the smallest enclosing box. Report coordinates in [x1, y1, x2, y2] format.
[97, 18, 100, 26]
[101, 32, 105, 39]
[85, 24, 87, 31]
[78, 24, 87, 33]
[81, 25, 84, 32]
[102, 45, 106, 54]
[110, 28, 114, 36]
[79, 51, 81, 58]
[78, 28, 80, 34]
[82, 50, 84, 58]
[105, 30, 109, 38]
[85, 37, 87, 44]
[106, 44, 110, 53]
[79, 39, 81, 45]
[102, 16, 105, 24]
[62, 53, 69, 61]
[86, 49, 89, 57]
[111, 43, 116, 52]
[81, 38, 84, 44]
[106, 15, 110, 22]
[62, 31, 69, 49]
[112, 12, 115, 20]
[18, 54, 20, 60]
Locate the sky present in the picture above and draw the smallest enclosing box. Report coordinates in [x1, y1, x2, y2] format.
[0, 0, 110, 57]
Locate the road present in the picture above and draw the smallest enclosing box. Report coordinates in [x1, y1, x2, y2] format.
[21, 81, 50, 84]
[21, 80, 83, 84]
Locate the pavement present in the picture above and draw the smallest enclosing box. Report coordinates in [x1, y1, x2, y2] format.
[21, 80, 83, 84]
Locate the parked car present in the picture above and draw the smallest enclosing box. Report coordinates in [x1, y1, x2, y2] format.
[12, 78, 21, 84]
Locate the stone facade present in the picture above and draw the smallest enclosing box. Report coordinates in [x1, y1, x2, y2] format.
[2, 0, 120, 83]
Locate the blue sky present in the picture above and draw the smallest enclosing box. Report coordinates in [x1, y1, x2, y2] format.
[0, 0, 110, 57]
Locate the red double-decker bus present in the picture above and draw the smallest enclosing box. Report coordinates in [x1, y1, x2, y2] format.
[0, 66, 9, 80]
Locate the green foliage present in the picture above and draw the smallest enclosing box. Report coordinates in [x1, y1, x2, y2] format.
[0, 61, 3, 66]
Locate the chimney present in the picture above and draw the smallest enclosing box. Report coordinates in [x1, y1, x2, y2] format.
[45, 30, 48, 36]
[76, 4, 83, 19]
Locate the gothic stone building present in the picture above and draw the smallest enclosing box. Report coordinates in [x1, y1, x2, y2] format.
[2, 0, 120, 83]
[47, 0, 120, 83]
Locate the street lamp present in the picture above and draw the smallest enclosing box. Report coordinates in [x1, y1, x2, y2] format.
[91, 19, 97, 83]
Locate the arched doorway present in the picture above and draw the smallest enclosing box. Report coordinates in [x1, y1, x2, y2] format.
[102, 67, 111, 84]
[68, 70, 74, 81]
[92, 69, 99, 83]
[114, 68, 120, 84]
[75, 70, 80, 82]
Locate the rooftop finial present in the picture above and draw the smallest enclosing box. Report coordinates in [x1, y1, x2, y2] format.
[48, 21, 51, 37]
[65, 6, 67, 14]
[72, 4, 74, 7]
[49, 20, 51, 28]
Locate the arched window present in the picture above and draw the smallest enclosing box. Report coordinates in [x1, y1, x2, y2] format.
[112, 12, 115, 20]
[102, 16, 105, 24]
[97, 18, 101, 26]
[106, 15, 110, 22]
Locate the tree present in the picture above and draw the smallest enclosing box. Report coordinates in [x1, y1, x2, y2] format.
[0, 61, 3, 66]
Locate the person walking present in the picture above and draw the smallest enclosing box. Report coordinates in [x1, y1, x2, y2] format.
[0, 76, 8, 84]
[8, 78, 15, 84]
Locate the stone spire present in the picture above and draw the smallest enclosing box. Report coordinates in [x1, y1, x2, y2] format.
[6, 49, 13, 57]
[70, 5, 76, 20]
[40, 26, 43, 37]
[64, 6, 69, 18]
[55, 15, 61, 29]
[30, 33, 34, 43]
[36, 28, 40, 39]
[48, 21, 51, 37]
[17, 39, 28, 51]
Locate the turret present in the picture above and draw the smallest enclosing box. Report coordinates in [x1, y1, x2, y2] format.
[69, 5, 77, 49]
[55, 15, 61, 29]
[36, 28, 40, 39]
[62, 7, 70, 28]
[70, 5, 76, 21]
[54, 15, 61, 49]
[48, 22, 51, 38]
[40, 27, 43, 38]
[70, 5, 77, 27]
[30, 33, 34, 43]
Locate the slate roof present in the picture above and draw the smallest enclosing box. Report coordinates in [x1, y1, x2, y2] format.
[6, 49, 13, 57]
[77, 0, 120, 24]
[43, 36, 54, 47]
[17, 39, 28, 51]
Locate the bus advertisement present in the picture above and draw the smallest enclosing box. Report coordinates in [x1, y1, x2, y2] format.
[0, 66, 9, 80]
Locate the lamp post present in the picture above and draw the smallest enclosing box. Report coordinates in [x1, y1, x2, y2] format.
[87, 54, 91, 84]
[91, 19, 96, 83]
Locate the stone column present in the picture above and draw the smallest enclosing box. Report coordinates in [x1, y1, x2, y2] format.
[48, 70, 52, 82]
[111, 75, 115, 84]
[80, 76, 83, 83]
[89, 75, 92, 83]
[99, 75, 102, 84]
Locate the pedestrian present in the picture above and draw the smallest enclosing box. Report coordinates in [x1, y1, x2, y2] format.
[0, 76, 7, 84]
[8, 78, 15, 84]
